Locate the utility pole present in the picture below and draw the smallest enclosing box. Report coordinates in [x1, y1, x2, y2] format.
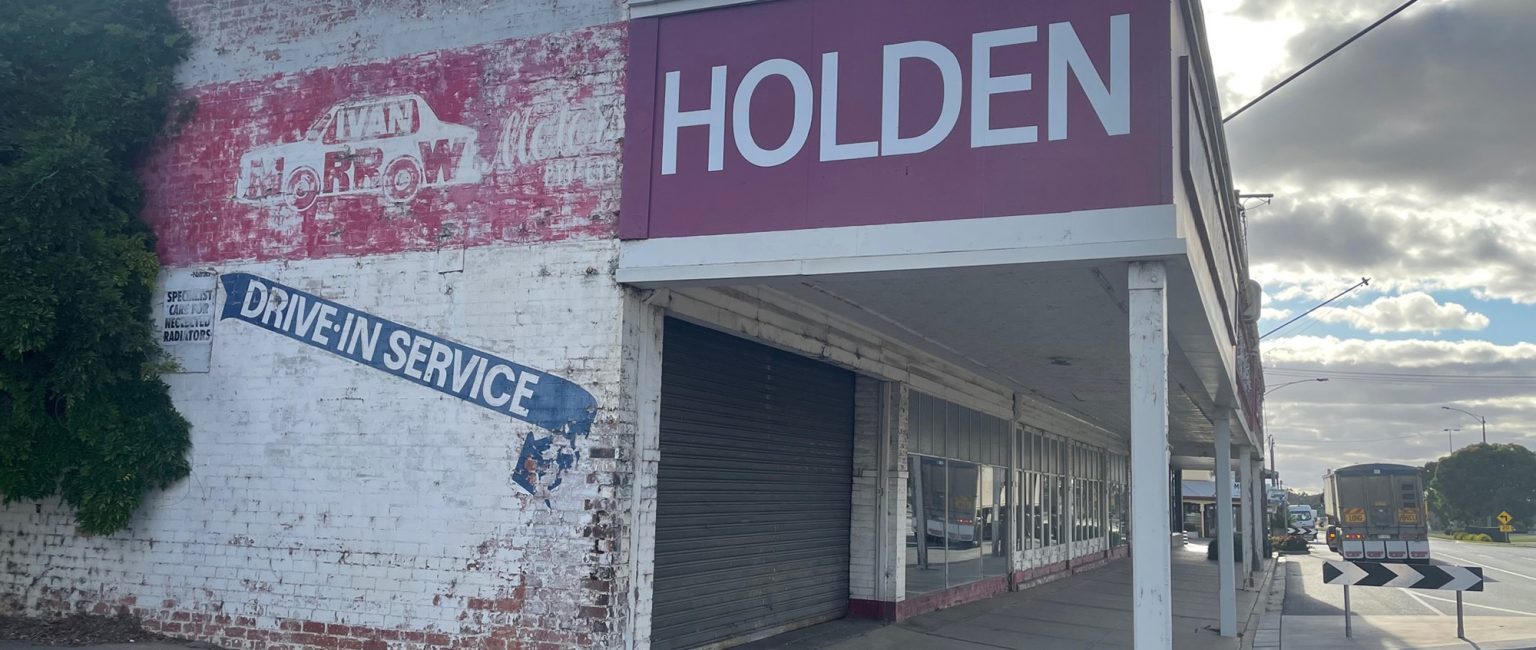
[1444, 428, 1460, 454]
[1269, 436, 1277, 488]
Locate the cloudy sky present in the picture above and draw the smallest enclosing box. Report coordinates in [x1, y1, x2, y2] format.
[1203, 0, 1536, 492]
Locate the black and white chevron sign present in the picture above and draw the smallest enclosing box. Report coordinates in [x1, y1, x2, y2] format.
[1324, 560, 1484, 591]
[1287, 526, 1309, 535]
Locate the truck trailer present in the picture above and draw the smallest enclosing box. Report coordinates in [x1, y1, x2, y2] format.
[1323, 463, 1430, 563]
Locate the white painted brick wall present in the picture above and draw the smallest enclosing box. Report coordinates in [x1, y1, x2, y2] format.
[849, 378, 907, 605]
[614, 294, 663, 650]
[168, 0, 624, 87]
[848, 377, 881, 601]
[0, 239, 631, 648]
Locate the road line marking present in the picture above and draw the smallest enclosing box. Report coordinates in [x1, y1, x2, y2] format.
[1434, 549, 1536, 583]
[1415, 593, 1536, 617]
[1402, 589, 1447, 616]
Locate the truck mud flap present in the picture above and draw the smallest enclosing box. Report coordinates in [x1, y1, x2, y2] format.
[1408, 540, 1430, 561]
[1364, 540, 1386, 559]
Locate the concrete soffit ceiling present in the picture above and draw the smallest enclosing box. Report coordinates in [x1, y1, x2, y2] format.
[750, 259, 1226, 452]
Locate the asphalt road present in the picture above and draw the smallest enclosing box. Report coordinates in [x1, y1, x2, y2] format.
[1286, 538, 1536, 618]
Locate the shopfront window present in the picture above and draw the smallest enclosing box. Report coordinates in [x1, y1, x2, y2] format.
[983, 465, 1008, 576]
[947, 461, 983, 585]
[904, 392, 1011, 596]
[906, 455, 949, 595]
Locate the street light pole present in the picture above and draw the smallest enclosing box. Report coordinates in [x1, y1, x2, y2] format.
[1265, 378, 1334, 396]
[1443, 428, 1460, 454]
[1263, 378, 1329, 489]
[1442, 406, 1487, 444]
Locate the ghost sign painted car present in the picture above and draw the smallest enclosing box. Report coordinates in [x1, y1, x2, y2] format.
[236, 94, 482, 210]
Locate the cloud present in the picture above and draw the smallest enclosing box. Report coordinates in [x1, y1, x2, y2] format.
[1202, 0, 1536, 491]
[1311, 292, 1488, 333]
[1259, 334, 1536, 490]
[1264, 308, 1293, 321]
[1223, 0, 1536, 203]
[1259, 289, 1293, 321]
[1246, 194, 1536, 303]
[1228, 0, 1422, 26]
[1264, 335, 1536, 369]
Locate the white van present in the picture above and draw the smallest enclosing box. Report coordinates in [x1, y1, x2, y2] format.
[1289, 504, 1318, 537]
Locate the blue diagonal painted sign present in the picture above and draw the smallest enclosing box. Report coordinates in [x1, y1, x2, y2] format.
[219, 272, 598, 495]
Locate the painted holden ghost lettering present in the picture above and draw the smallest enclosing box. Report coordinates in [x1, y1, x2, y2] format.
[661, 14, 1130, 174]
[236, 94, 482, 210]
[218, 273, 597, 497]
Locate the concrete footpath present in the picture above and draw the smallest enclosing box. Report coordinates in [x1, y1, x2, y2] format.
[4, 544, 1277, 650]
[762, 541, 1277, 650]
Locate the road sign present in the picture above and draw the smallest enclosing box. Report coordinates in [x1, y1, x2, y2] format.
[1501, 524, 1514, 533]
[1498, 511, 1513, 525]
[1326, 559, 1487, 640]
[1323, 560, 1484, 591]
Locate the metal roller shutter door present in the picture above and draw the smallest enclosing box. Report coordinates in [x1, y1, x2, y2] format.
[652, 319, 855, 649]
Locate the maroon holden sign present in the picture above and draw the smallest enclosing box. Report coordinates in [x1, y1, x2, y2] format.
[620, 0, 1172, 240]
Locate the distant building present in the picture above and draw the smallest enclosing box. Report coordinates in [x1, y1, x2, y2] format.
[1181, 476, 1245, 538]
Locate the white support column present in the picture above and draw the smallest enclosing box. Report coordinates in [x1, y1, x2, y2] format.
[1213, 412, 1236, 637]
[1066, 447, 1076, 563]
[1128, 261, 1172, 649]
[1251, 454, 1266, 574]
[1239, 455, 1253, 580]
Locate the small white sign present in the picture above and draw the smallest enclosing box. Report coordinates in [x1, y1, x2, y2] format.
[1267, 487, 1288, 504]
[154, 268, 217, 372]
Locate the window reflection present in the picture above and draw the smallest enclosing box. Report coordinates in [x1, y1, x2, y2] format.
[947, 461, 982, 586]
[906, 455, 947, 595]
[984, 467, 1008, 576]
[903, 392, 1133, 592]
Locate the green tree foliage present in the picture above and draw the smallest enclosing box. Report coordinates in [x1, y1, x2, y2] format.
[0, 0, 192, 534]
[1285, 490, 1324, 511]
[1428, 443, 1536, 530]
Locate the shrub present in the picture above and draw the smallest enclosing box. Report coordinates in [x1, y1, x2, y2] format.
[1273, 534, 1310, 552]
[0, 0, 194, 534]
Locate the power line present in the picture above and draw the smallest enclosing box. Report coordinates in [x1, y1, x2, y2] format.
[1269, 367, 1536, 381]
[1224, 0, 1423, 123]
[1266, 375, 1536, 387]
[1260, 277, 1370, 339]
[1279, 432, 1436, 445]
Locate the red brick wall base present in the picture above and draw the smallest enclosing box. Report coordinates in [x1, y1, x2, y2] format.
[850, 544, 1130, 624]
[12, 587, 596, 650]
